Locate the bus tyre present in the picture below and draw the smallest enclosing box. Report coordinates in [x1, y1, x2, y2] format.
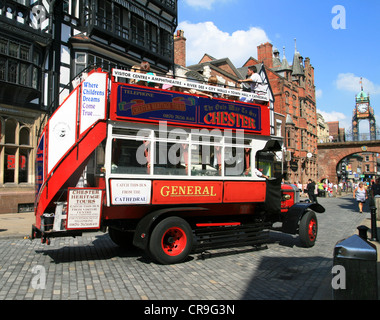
[108, 227, 135, 249]
[149, 217, 193, 265]
[299, 210, 317, 248]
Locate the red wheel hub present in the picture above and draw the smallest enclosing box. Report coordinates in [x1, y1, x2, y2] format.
[161, 227, 187, 256]
[308, 219, 317, 241]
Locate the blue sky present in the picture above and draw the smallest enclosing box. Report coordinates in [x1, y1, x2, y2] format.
[177, 0, 380, 132]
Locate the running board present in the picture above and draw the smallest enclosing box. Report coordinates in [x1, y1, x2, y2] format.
[192, 222, 271, 252]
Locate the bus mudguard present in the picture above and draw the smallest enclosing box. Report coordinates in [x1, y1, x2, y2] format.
[281, 202, 325, 235]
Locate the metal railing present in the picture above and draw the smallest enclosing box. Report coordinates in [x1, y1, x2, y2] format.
[319, 132, 380, 143]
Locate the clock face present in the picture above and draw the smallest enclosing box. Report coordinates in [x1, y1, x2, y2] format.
[357, 103, 368, 113]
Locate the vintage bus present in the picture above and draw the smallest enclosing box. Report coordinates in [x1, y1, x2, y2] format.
[32, 68, 324, 264]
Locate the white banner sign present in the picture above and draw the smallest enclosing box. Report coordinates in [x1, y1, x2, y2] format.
[110, 180, 151, 205]
[80, 72, 107, 134]
[47, 89, 77, 174]
[67, 189, 103, 229]
[112, 68, 268, 101]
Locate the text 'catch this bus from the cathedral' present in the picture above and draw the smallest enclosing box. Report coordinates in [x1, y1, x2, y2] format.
[32, 68, 324, 264]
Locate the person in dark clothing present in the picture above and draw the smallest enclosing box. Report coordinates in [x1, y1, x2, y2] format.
[371, 178, 380, 198]
[306, 179, 317, 203]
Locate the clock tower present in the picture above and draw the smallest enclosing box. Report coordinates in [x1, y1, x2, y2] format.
[352, 78, 376, 141]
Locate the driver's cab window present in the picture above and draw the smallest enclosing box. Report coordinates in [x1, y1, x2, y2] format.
[255, 150, 275, 179]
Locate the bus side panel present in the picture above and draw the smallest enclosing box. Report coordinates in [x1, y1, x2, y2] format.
[150, 180, 266, 205]
[103, 179, 266, 221]
[102, 203, 258, 221]
[224, 181, 266, 203]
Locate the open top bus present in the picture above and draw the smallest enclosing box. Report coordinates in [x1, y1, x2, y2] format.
[32, 68, 324, 264]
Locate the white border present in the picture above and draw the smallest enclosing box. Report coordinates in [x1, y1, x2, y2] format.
[112, 68, 268, 102]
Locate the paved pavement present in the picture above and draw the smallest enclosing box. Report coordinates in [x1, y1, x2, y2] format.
[0, 194, 379, 302]
[0, 211, 34, 239]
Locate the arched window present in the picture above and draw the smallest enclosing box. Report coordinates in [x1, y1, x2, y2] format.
[19, 126, 30, 145]
[5, 118, 17, 144]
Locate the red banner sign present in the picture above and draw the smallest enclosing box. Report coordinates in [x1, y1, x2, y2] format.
[7, 155, 15, 169]
[152, 180, 223, 204]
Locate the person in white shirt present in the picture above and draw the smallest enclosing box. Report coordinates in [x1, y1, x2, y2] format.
[238, 65, 265, 93]
[254, 168, 268, 179]
[297, 181, 303, 194]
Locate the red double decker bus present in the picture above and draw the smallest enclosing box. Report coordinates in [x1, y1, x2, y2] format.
[32, 68, 324, 264]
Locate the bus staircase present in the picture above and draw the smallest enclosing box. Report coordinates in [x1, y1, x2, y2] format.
[33, 70, 108, 240]
[34, 121, 107, 233]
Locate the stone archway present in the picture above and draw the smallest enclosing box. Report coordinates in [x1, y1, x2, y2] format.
[317, 141, 380, 184]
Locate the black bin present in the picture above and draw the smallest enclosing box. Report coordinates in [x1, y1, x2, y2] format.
[41, 213, 54, 231]
[318, 190, 326, 197]
[333, 232, 378, 300]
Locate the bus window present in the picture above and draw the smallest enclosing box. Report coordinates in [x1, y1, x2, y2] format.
[190, 144, 221, 176]
[256, 161, 271, 178]
[111, 138, 150, 174]
[154, 142, 188, 176]
[255, 150, 275, 179]
[225, 147, 248, 176]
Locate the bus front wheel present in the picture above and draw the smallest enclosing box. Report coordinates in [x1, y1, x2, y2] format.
[149, 217, 193, 264]
[299, 210, 318, 248]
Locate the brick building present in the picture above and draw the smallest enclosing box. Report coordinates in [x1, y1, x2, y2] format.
[247, 42, 319, 184]
[174, 31, 283, 137]
[326, 121, 346, 142]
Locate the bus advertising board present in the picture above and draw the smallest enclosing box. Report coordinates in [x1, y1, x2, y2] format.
[111, 84, 270, 135]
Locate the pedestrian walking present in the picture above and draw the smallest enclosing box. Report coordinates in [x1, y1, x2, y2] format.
[306, 179, 317, 203]
[353, 182, 367, 213]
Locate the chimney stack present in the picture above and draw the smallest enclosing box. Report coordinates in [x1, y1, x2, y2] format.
[257, 42, 273, 69]
[174, 30, 186, 67]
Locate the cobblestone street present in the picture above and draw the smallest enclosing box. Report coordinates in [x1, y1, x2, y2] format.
[0, 195, 371, 301]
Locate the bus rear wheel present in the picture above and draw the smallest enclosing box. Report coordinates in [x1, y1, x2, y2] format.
[149, 217, 193, 264]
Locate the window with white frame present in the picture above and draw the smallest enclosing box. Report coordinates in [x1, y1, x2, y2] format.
[74, 52, 127, 80]
[276, 120, 282, 137]
[74, 52, 86, 76]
